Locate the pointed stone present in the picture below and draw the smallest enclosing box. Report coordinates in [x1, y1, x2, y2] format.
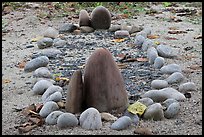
[83, 48, 129, 112]
[79, 9, 91, 27]
[65, 70, 83, 113]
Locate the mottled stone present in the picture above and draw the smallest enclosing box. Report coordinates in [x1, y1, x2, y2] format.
[110, 116, 132, 130]
[79, 9, 91, 27]
[165, 72, 185, 84]
[143, 103, 164, 121]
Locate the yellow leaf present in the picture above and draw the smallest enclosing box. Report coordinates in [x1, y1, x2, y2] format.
[154, 41, 160, 45]
[31, 36, 44, 42]
[55, 77, 69, 82]
[127, 101, 147, 116]
[111, 38, 126, 43]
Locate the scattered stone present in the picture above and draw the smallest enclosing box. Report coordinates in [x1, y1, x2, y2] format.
[134, 127, 153, 135]
[137, 97, 154, 107]
[129, 25, 143, 34]
[108, 24, 121, 32]
[32, 79, 53, 95]
[134, 35, 145, 47]
[79, 107, 102, 130]
[43, 27, 59, 39]
[162, 98, 178, 108]
[160, 63, 182, 74]
[24, 56, 49, 72]
[80, 26, 95, 33]
[178, 82, 196, 92]
[156, 44, 177, 58]
[165, 72, 185, 84]
[59, 23, 78, 34]
[90, 6, 111, 29]
[39, 101, 59, 118]
[142, 88, 186, 102]
[142, 39, 154, 51]
[142, 28, 152, 36]
[57, 113, 79, 128]
[33, 67, 53, 78]
[143, 103, 164, 121]
[73, 29, 81, 35]
[83, 48, 128, 112]
[65, 70, 83, 113]
[53, 39, 67, 47]
[136, 31, 148, 38]
[151, 80, 169, 89]
[164, 102, 180, 119]
[37, 38, 53, 49]
[153, 56, 165, 69]
[114, 30, 130, 38]
[45, 111, 64, 125]
[147, 47, 158, 64]
[124, 110, 139, 126]
[110, 116, 132, 130]
[79, 9, 91, 27]
[101, 112, 118, 121]
[44, 92, 62, 104]
[42, 85, 63, 103]
[33, 77, 55, 85]
[120, 23, 132, 32]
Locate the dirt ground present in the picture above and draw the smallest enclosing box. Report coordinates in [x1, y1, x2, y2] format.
[2, 2, 202, 135]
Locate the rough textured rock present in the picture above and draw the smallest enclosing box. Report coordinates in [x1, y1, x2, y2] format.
[45, 111, 64, 125]
[39, 101, 59, 118]
[178, 82, 196, 92]
[32, 79, 53, 95]
[79, 107, 102, 130]
[24, 56, 49, 72]
[37, 38, 53, 49]
[57, 113, 79, 128]
[156, 44, 177, 58]
[33, 67, 52, 78]
[151, 80, 169, 89]
[83, 48, 128, 112]
[43, 27, 59, 39]
[147, 47, 158, 64]
[153, 56, 165, 69]
[110, 116, 132, 130]
[79, 9, 91, 27]
[143, 103, 164, 121]
[160, 63, 182, 74]
[165, 72, 185, 84]
[65, 70, 83, 113]
[90, 6, 111, 29]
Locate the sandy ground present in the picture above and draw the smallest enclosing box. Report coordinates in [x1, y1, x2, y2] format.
[2, 3, 202, 135]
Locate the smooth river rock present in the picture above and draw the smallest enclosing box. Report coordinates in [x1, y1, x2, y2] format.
[43, 27, 59, 39]
[151, 80, 169, 89]
[45, 111, 64, 125]
[153, 56, 165, 69]
[39, 101, 59, 118]
[160, 63, 182, 74]
[137, 97, 154, 107]
[147, 47, 158, 64]
[32, 79, 53, 95]
[143, 103, 164, 121]
[156, 44, 177, 58]
[110, 116, 132, 130]
[33, 67, 52, 78]
[37, 38, 53, 49]
[79, 9, 91, 27]
[57, 113, 79, 128]
[42, 85, 63, 103]
[178, 82, 196, 92]
[165, 72, 185, 84]
[164, 102, 180, 119]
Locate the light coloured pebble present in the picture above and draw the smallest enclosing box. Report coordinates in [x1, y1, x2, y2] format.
[165, 72, 185, 84]
[134, 35, 145, 47]
[32, 79, 53, 95]
[43, 91, 62, 103]
[40, 48, 62, 58]
[160, 63, 182, 74]
[151, 80, 169, 89]
[79, 107, 102, 130]
[136, 31, 148, 38]
[147, 47, 158, 64]
[178, 82, 196, 92]
[124, 110, 139, 126]
[33, 77, 55, 85]
[80, 26, 95, 33]
[129, 25, 143, 34]
[53, 39, 67, 47]
[39, 101, 59, 118]
[108, 25, 121, 32]
[142, 28, 151, 36]
[164, 102, 180, 119]
[110, 116, 132, 130]
[142, 87, 186, 102]
[142, 39, 154, 51]
[57, 113, 79, 128]
[33, 67, 52, 78]
[162, 98, 178, 108]
[156, 44, 177, 58]
[138, 97, 154, 107]
[101, 112, 117, 121]
[114, 30, 130, 38]
[45, 111, 64, 125]
[42, 85, 63, 103]
[153, 56, 165, 69]
[143, 103, 164, 121]
[24, 56, 49, 72]
[43, 27, 59, 39]
[120, 24, 132, 32]
[37, 38, 53, 49]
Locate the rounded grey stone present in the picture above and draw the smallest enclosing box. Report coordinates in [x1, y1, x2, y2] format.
[143, 103, 164, 121]
[33, 67, 52, 78]
[59, 23, 78, 33]
[45, 111, 64, 125]
[164, 102, 180, 119]
[153, 56, 165, 69]
[24, 56, 49, 72]
[147, 47, 158, 64]
[142, 39, 153, 51]
[57, 113, 78, 128]
[151, 80, 169, 89]
[156, 44, 177, 58]
[43, 27, 59, 39]
[42, 85, 63, 103]
[108, 25, 121, 32]
[114, 30, 130, 38]
[160, 64, 182, 74]
[32, 79, 53, 95]
[110, 116, 132, 130]
[178, 82, 196, 92]
[39, 101, 59, 118]
[37, 38, 53, 49]
[134, 35, 145, 47]
[143, 28, 151, 36]
[40, 49, 62, 59]
[138, 97, 154, 107]
[43, 91, 62, 103]
[53, 39, 67, 47]
[136, 31, 148, 38]
[123, 110, 139, 126]
[165, 72, 185, 84]
[162, 98, 178, 108]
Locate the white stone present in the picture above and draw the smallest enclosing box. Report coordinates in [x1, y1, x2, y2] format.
[151, 80, 168, 89]
[32, 79, 53, 95]
[39, 101, 59, 118]
[45, 111, 64, 125]
[42, 85, 63, 103]
[57, 113, 79, 128]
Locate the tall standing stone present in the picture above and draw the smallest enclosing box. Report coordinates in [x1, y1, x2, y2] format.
[79, 9, 91, 27]
[83, 48, 128, 112]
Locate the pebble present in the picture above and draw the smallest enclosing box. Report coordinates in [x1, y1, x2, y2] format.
[57, 113, 79, 128]
[59, 23, 78, 34]
[45, 111, 64, 125]
[43, 27, 59, 39]
[114, 30, 130, 38]
[162, 98, 178, 108]
[142, 39, 154, 51]
[134, 35, 145, 47]
[164, 102, 180, 119]
[129, 25, 143, 34]
[79, 9, 91, 27]
[42, 85, 63, 103]
[53, 39, 67, 47]
[39, 101, 59, 118]
[165, 72, 185, 84]
[120, 24, 132, 32]
[37, 38, 53, 49]
[123, 110, 139, 126]
[147, 47, 158, 64]
[79, 107, 102, 130]
[80, 26, 95, 33]
[43, 91, 62, 104]
[142, 28, 152, 36]
[156, 44, 177, 58]
[153, 56, 165, 69]
[178, 82, 196, 92]
[108, 24, 121, 32]
[151, 80, 169, 89]
[143, 103, 164, 121]
[32, 79, 53, 95]
[100, 112, 118, 121]
[40, 48, 62, 58]
[33, 77, 55, 85]
[136, 31, 148, 38]
[137, 97, 154, 107]
[142, 87, 186, 102]
[24, 56, 49, 72]
[110, 116, 132, 130]
[33, 67, 53, 78]
[160, 63, 182, 74]
[134, 127, 153, 135]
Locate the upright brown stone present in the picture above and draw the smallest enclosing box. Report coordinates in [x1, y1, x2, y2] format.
[83, 48, 129, 112]
[65, 70, 83, 113]
[79, 9, 91, 27]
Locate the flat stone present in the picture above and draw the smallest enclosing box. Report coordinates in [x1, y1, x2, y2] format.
[151, 80, 169, 89]
[114, 30, 130, 38]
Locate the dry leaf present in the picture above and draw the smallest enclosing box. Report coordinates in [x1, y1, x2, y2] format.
[168, 30, 187, 34]
[168, 27, 179, 30]
[117, 63, 128, 69]
[2, 79, 11, 84]
[194, 35, 202, 39]
[18, 61, 26, 68]
[18, 124, 37, 133]
[111, 38, 126, 43]
[136, 58, 148, 62]
[154, 41, 160, 45]
[164, 36, 178, 40]
[22, 104, 36, 116]
[147, 34, 159, 39]
[29, 116, 44, 126]
[35, 103, 43, 113]
[57, 101, 65, 108]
